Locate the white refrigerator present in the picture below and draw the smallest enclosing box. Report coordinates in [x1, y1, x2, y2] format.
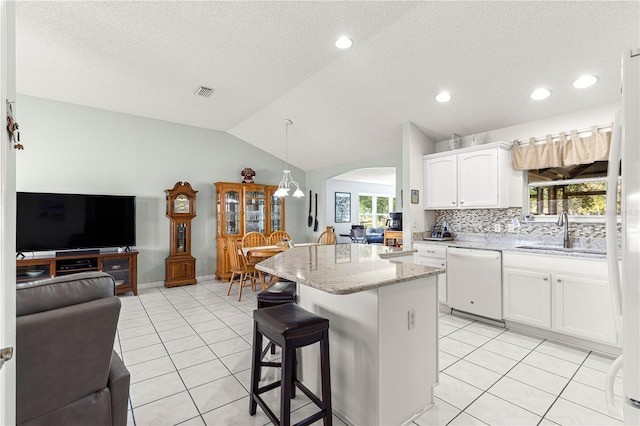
[606, 48, 640, 424]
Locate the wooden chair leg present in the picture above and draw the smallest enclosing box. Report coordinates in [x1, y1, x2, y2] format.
[227, 272, 236, 296]
[238, 272, 246, 301]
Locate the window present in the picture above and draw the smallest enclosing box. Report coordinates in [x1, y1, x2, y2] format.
[526, 160, 620, 217]
[359, 194, 396, 228]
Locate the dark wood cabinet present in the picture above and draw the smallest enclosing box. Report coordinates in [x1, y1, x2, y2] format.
[16, 251, 138, 295]
[165, 182, 198, 288]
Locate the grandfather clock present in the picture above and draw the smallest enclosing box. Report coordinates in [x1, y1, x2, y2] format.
[165, 181, 198, 288]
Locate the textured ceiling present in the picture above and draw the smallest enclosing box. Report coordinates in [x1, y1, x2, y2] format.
[15, 1, 640, 172]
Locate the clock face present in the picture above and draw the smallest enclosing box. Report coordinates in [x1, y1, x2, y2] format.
[174, 194, 190, 214]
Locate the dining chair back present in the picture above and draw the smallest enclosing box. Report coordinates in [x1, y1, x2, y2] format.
[242, 232, 268, 249]
[268, 231, 292, 246]
[225, 239, 253, 301]
[350, 227, 367, 243]
[316, 227, 336, 245]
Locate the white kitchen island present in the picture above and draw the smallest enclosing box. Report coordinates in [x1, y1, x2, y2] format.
[256, 243, 444, 426]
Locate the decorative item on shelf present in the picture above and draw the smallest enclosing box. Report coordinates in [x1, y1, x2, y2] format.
[241, 167, 256, 184]
[25, 270, 44, 278]
[6, 101, 23, 150]
[164, 181, 198, 288]
[448, 133, 460, 151]
[274, 119, 304, 198]
[470, 134, 479, 146]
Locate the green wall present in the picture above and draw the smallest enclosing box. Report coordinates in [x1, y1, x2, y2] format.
[15, 95, 308, 284]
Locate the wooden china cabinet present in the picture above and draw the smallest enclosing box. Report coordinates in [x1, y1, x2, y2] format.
[215, 182, 285, 280]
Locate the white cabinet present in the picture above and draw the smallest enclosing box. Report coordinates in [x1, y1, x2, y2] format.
[424, 156, 457, 208]
[423, 141, 512, 209]
[503, 268, 551, 328]
[503, 252, 618, 346]
[414, 243, 447, 304]
[555, 274, 617, 345]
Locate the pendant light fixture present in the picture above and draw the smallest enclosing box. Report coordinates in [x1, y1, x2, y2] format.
[274, 119, 304, 198]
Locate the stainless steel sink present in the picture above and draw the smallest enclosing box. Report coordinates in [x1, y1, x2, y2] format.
[515, 245, 606, 255]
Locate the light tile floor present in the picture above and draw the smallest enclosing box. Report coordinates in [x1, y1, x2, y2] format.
[116, 278, 625, 426]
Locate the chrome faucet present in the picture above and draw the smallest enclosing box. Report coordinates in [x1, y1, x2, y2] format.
[557, 211, 570, 248]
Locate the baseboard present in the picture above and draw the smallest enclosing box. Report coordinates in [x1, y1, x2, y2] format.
[137, 274, 220, 291]
[505, 320, 622, 358]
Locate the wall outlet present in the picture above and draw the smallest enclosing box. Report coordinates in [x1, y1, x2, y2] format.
[408, 309, 416, 330]
[507, 223, 515, 233]
[494, 223, 501, 232]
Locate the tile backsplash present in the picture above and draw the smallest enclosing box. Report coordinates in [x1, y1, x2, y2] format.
[432, 208, 618, 250]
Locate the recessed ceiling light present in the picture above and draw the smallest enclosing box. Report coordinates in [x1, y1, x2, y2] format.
[335, 36, 353, 49]
[530, 88, 552, 101]
[572, 74, 599, 89]
[435, 91, 452, 103]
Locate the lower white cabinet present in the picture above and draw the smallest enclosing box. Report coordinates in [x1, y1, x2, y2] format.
[503, 268, 551, 328]
[503, 252, 618, 346]
[555, 274, 617, 345]
[413, 243, 447, 304]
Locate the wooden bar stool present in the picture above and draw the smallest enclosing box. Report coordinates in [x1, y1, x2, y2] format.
[256, 280, 297, 356]
[250, 303, 332, 426]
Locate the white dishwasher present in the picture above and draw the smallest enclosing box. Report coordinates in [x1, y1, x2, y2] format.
[447, 247, 502, 320]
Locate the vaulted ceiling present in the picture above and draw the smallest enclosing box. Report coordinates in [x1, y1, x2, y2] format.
[15, 1, 639, 172]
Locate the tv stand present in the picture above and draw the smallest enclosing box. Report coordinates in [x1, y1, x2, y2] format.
[16, 250, 138, 295]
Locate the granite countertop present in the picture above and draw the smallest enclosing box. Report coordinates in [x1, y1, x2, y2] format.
[413, 239, 609, 259]
[255, 244, 443, 295]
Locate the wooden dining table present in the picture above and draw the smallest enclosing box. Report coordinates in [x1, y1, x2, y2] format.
[245, 245, 289, 288]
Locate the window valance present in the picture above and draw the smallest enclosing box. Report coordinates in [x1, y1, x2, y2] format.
[512, 125, 612, 171]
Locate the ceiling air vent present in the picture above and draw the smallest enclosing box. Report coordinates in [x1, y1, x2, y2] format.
[195, 86, 214, 97]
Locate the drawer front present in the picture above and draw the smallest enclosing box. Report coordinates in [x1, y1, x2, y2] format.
[413, 243, 447, 259]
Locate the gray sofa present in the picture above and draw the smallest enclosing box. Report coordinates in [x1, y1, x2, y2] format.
[16, 271, 130, 426]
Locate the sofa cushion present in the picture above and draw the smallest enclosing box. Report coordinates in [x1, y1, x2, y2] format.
[17, 271, 115, 317]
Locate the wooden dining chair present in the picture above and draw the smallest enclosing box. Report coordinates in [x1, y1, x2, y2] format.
[225, 239, 253, 301]
[242, 232, 268, 249]
[268, 230, 292, 246]
[317, 226, 336, 245]
[242, 232, 268, 288]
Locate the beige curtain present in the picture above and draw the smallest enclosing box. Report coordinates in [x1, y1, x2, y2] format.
[512, 125, 611, 170]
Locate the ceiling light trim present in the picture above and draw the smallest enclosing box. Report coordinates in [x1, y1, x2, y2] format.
[572, 74, 599, 89]
[335, 36, 353, 49]
[530, 88, 552, 101]
[435, 91, 452, 103]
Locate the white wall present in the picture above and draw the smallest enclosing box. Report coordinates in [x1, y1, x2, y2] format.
[325, 178, 395, 241]
[15, 95, 308, 284]
[433, 103, 618, 152]
[0, 2, 17, 423]
[304, 153, 402, 243]
[403, 122, 435, 243]
[432, 103, 619, 208]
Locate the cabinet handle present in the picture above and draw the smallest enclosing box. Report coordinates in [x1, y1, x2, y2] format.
[451, 201, 456, 205]
[557, 279, 562, 283]
[427, 250, 435, 253]
[543, 277, 548, 281]
[460, 200, 465, 204]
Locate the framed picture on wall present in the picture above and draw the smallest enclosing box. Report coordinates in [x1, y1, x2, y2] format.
[411, 189, 419, 204]
[335, 192, 351, 223]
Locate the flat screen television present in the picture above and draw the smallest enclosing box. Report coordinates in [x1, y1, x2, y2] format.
[16, 192, 136, 253]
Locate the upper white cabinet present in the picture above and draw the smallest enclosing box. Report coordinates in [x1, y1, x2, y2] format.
[424, 142, 512, 209]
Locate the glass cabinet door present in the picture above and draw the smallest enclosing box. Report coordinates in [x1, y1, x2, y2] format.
[244, 189, 266, 234]
[225, 190, 241, 236]
[270, 193, 283, 232]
